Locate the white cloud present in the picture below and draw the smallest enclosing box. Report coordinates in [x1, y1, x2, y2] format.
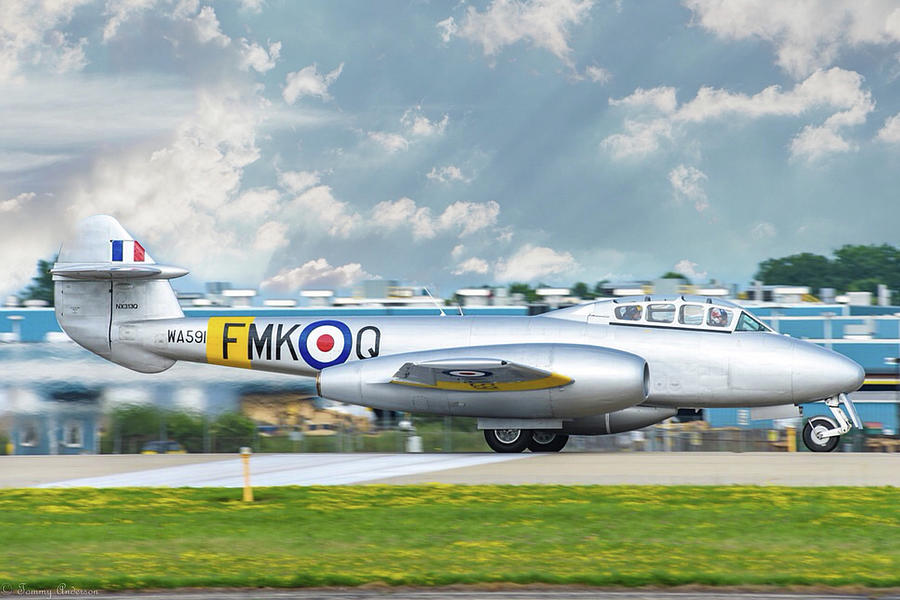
[368, 131, 409, 153]
[601, 118, 672, 159]
[441, 0, 594, 68]
[437, 16, 458, 43]
[239, 39, 281, 73]
[604, 68, 874, 162]
[283, 63, 344, 104]
[0, 192, 36, 213]
[452, 257, 490, 275]
[609, 86, 677, 113]
[401, 106, 449, 137]
[66, 87, 281, 283]
[0, 152, 71, 172]
[877, 113, 900, 143]
[371, 197, 437, 239]
[194, 5, 230, 47]
[427, 165, 469, 183]
[0, 0, 93, 81]
[0, 75, 196, 150]
[369, 106, 449, 156]
[495, 244, 576, 282]
[102, 0, 158, 43]
[278, 170, 320, 194]
[451, 244, 466, 259]
[684, 0, 900, 78]
[790, 125, 853, 161]
[584, 64, 610, 83]
[261, 259, 372, 292]
[674, 259, 707, 282]
[370, 198, 501, 239]
[750, 222, 777, 240]
[437, 200, 501, 236]
[218, 188, 280, 222]
[668, 165, 709, 212]
[253, 220, 289, 251]
[290, 185, 360, 238]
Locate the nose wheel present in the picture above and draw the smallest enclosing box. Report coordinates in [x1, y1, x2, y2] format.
[800, 393, 862, 452]
[802, 416, 840, 452]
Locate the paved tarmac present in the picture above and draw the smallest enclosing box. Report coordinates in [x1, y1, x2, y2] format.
[1, 452, 898, 488]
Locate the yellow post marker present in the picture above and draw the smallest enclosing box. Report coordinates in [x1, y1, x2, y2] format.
[240, 446, 253, 502]
[786, 426, 797, 452]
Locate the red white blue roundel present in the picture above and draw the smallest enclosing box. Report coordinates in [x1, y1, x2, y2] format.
[298, 320, 352, 369]
[444, 369, 491, 378]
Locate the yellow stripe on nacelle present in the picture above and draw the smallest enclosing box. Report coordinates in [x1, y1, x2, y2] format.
[389, 372, 572, 392]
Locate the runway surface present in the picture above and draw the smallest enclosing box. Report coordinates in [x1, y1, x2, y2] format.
[1, 452, 898, 487]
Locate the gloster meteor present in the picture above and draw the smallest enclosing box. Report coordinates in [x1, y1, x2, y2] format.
[52, 216, 864, 453]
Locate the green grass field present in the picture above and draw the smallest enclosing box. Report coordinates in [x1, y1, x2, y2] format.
[0, 486, 898, 590]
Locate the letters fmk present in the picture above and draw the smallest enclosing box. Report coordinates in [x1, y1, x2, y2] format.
[220, 322, 380, 364]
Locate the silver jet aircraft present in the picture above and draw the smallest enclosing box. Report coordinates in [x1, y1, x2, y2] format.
[52, 216, 865, 453]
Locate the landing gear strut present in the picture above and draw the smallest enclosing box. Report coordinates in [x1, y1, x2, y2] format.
[801, 393, 861, 452]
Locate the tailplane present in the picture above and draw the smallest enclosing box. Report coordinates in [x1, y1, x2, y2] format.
[53, 215, 187, 373]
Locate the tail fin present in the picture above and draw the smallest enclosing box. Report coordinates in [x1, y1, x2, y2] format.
[53, 215, 187, 373]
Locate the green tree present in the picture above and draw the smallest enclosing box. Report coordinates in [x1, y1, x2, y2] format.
[833, 244, 900, 292]
[211, 412, 257, 453]
[508, 283, 538, 302]
[108, 405, 163, 453]
[592, 280, 609, 297]
[571, 282, 591, 299]
[660, 271, 689, 283]
[165, 411, 206, 453]
[754, 252, 837, 291]
[18, 257, 56, 306]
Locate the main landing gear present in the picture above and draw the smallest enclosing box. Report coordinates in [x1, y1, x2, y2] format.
[801, 393, 862, 452]
[483, 429, 569, 453]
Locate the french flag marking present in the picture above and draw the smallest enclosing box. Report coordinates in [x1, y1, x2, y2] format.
[111, 240, 146, 262]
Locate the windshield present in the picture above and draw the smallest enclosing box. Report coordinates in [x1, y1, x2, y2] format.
[736, 311, 769, 332]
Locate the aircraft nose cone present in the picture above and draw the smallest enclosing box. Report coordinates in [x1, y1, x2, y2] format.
[792, 340, 865, 402]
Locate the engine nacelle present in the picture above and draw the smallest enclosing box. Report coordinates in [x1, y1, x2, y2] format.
[561, 406, 677, 435]
[318, 343, 648, 419]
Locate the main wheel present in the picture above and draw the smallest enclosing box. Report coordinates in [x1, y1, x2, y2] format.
[484, 428, 531, 453]
[802, 416, 840, 452]
[527, 431, 569, 452]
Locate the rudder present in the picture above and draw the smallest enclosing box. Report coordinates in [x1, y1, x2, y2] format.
[53, 215, 187, 373]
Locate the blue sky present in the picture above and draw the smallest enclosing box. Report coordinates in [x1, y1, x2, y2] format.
[3, 0, 900, 297]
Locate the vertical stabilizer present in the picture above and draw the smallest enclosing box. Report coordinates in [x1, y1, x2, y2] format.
[53, 215, 187, 373]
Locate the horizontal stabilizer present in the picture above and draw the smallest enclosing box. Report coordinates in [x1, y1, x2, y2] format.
[391, 357, 573, 392]
[52, 263, 188, 280]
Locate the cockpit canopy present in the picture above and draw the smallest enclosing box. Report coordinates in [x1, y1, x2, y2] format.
[542, 294, 772, 333]
[609, 296, 770, 333]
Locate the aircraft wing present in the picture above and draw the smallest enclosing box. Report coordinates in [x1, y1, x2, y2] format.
[390, 357, 573, 392]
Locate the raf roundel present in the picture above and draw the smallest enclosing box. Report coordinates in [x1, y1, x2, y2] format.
[445, 369, 491, 378]
[298, 320, 352, 370]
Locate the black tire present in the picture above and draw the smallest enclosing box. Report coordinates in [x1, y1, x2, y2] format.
[484, 428, 531, 453]
[527, 431, 569, 452]
[802, 417, 840, 452]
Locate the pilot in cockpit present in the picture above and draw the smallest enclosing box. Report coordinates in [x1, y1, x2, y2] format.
[624, 305, 642, 321]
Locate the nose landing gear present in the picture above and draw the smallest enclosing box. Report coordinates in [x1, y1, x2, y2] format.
[801, 393, 862, 452]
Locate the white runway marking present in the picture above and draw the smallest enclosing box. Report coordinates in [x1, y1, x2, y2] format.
[37, 453, 534, 488]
